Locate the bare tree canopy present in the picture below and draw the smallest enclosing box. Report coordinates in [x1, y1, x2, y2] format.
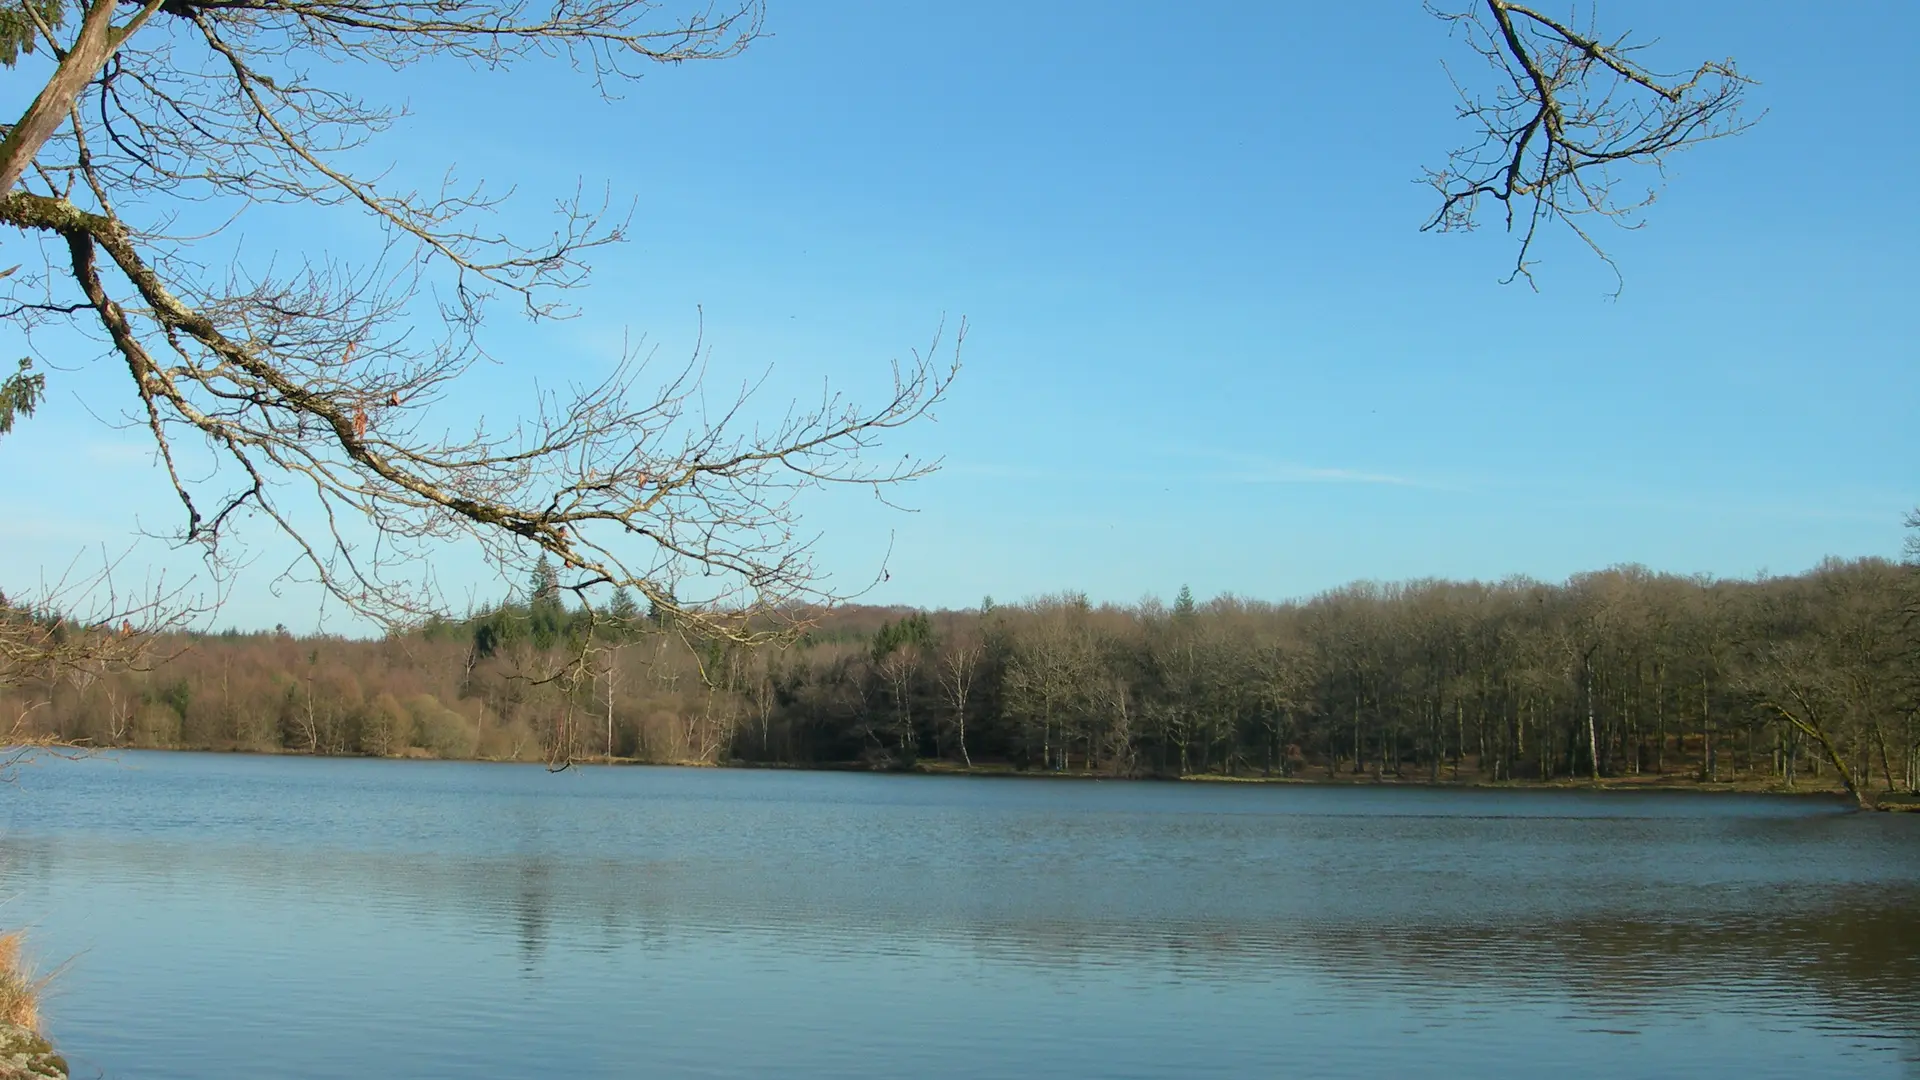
[0, 1, 1758, 690]
[0, 0, 956, 657]
[1423, 1, 1757, 289]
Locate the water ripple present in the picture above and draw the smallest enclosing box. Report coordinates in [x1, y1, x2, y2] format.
[0, 752, 1913, 1080]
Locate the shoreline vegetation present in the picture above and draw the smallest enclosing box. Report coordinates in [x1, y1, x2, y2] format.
[9, 558, 1920, 811]
[0, 933, 64, 1080]
[90, 742, 1920, 810]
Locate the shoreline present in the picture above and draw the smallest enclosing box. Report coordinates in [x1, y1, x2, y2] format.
[910, 760, 1898, 805]
[76, 744, 1916, 808]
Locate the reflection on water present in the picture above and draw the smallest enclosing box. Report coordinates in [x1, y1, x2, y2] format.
[1, 753, 1915, 1079]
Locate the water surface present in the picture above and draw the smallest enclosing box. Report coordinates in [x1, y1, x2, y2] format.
[2, 752, 1915, 1078]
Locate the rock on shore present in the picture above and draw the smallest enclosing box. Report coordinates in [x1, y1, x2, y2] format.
[0, 1024, 65, 1080]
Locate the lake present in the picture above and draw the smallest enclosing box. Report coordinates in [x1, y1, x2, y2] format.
[0, 752, 1915, 1079]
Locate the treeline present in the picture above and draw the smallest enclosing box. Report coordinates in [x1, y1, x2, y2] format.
[9, 558, 1919, 804]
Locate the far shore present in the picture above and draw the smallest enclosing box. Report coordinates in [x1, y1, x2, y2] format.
[63, 744, 1918, 809]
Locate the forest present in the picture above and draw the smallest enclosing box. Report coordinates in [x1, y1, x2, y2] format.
[7, 556, 1917, 806]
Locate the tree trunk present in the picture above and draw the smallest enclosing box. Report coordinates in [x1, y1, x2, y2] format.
[1352, 690, 1361, 775]
[1654, 665, 1666, 773]
[0, 0, 165, 194]
[1701, 677, 1714, 782]
[956, 697, 971, 768]
[1808, 725, 1865, 809]
[1585, 674, 1599, 782]
[1871, 719, 1897, 794]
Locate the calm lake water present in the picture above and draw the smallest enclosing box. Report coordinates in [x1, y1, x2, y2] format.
[1, 753, 1916, 1079]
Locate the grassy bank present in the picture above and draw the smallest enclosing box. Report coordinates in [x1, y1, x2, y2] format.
[0, 933, 40, 1032]
[0, 930, 65, 1080]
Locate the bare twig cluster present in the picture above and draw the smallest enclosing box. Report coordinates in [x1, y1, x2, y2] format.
[1423, 1, 1757, 290]
[0, 551, 195, 689]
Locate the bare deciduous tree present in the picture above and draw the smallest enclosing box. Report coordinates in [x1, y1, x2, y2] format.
[0, 0, 956, 678]
[0, 549, 196, 717]
[937, 634, 979, 769]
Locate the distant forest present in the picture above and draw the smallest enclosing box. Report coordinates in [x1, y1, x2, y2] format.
[8, 558, 1918, 800]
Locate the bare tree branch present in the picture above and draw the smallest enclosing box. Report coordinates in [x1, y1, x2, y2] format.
[0, 0, 960, 665]
[1422, 1, 1758, 292]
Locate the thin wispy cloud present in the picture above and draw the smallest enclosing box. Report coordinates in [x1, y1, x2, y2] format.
[1221, 464, 1418, 487]
[1169, 447, 1449, 491]
[85, 441, 157, 468]
[1526, 491, 1909, 525]
[942, 455, 1439, 490]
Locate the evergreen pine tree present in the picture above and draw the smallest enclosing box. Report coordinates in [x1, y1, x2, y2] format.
[0, 359, 44, 437]
[528, 556, 564, 649]
[529, 556, 561, 606]
[610, 587, 639, 623]
[1173, 584, 1197, 620]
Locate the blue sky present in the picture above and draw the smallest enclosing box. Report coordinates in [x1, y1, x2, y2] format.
[4, 1, 1916, 630]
